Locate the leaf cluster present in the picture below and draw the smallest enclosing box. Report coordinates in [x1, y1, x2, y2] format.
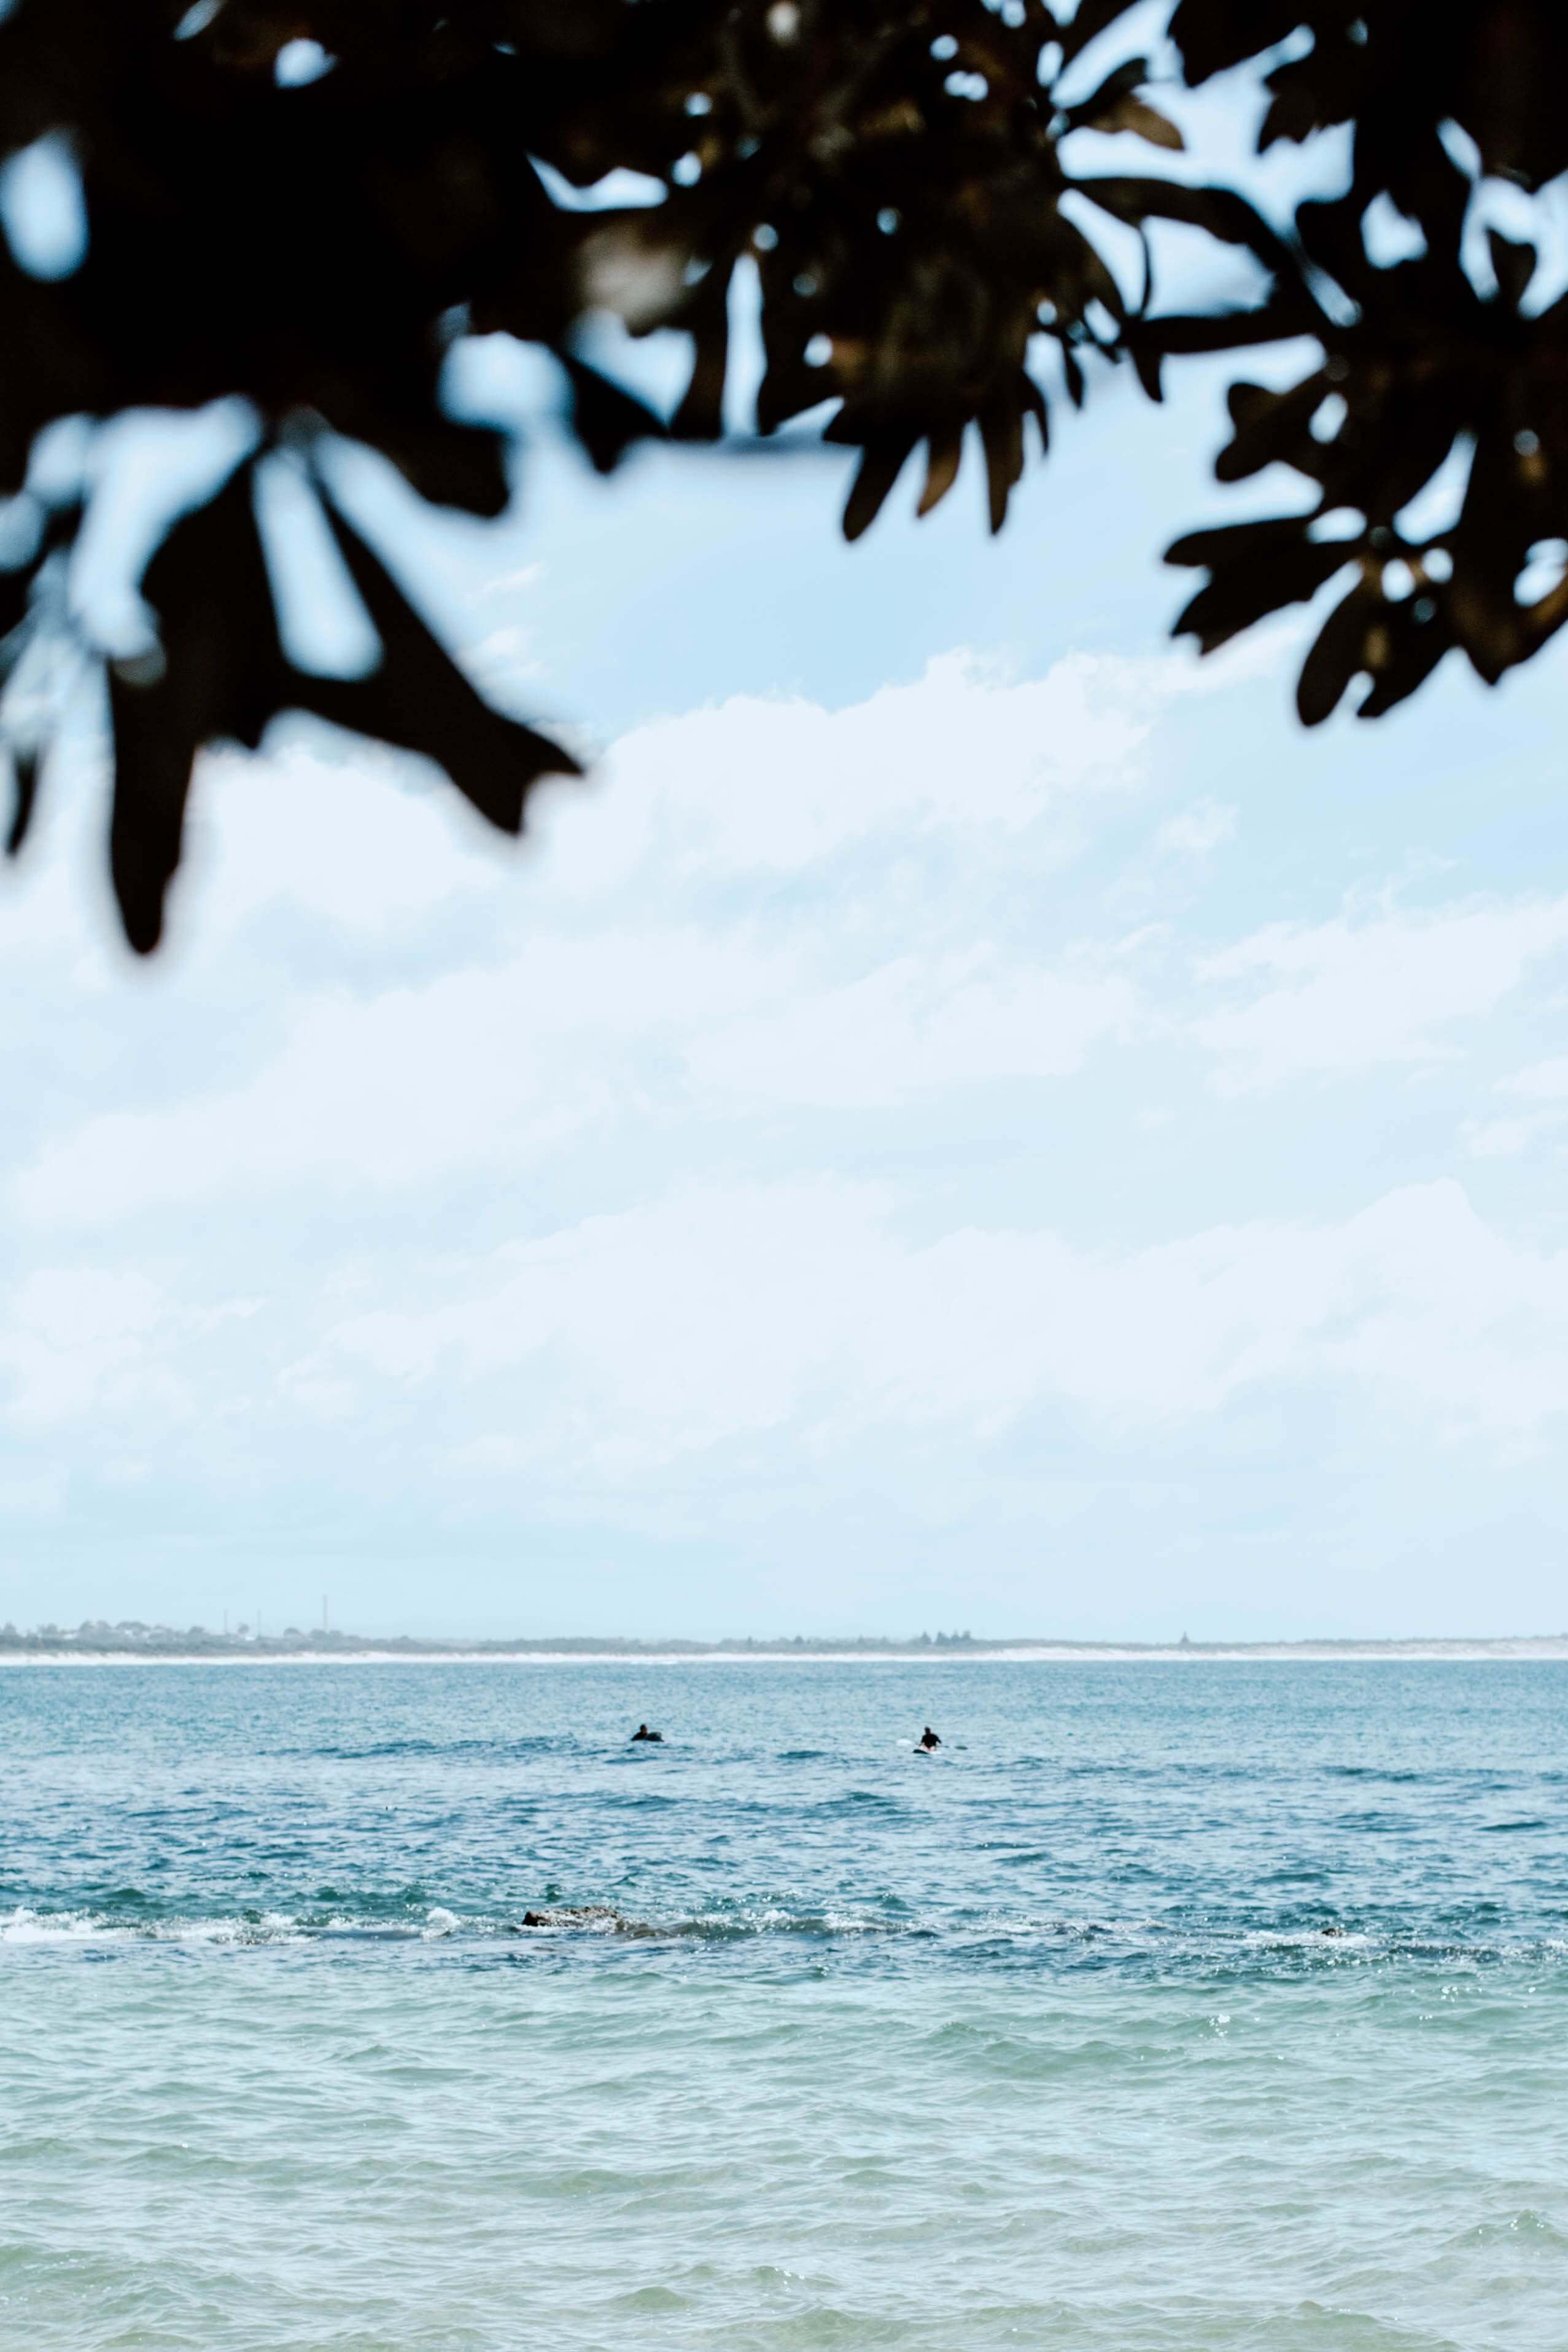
[1, 1, 1564, 945]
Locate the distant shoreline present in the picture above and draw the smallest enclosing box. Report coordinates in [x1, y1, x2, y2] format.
[4, 1636, 1568, 1667]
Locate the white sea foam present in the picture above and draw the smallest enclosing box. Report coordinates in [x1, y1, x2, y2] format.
[0, 1904, 312, 1947]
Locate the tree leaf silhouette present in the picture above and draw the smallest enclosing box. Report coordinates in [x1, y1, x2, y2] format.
[5, 750, 37, 858]
[560, 356, 668, 474]
[305, 491, 582, 836]
[1297, 581, 1381, 727]
[107, 463, 288, 952]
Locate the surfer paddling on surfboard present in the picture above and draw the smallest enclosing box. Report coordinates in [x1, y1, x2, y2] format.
[630, 1723, 664, 1742]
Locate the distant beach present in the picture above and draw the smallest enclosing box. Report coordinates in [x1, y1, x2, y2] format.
[6, 1632, 1568, 1665]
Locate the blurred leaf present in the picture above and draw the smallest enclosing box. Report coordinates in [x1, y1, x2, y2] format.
[371, 417, 513, 521]
[842, 437, 917, 542]
[1068, 58, 1151, 130]
[1297, 579, 1379, 726]
[670, 263, 734, 443]
[308, 492, 583, 835]
[1173, 529, 1353, 652]
[561, 355, 667, 472]
[1095, 98, 1185, 152]
[1488, 231, 1537, 310]
[917, 423, 964, 518]
[1082, 176, 1292, 274]
[1168, 0, 1305, 85]
[104, 458, 581, 952]
[107, 462, 286, 952]
[977, 398, 1023, 535]
[1215, 372, 1329, 483]
[1131, 297, 1313, 356]
[4, 748, 37, 857]
[1356, 598, 1452, 716]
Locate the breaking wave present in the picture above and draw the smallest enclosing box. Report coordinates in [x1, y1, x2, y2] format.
[7, 1898, 1567, 1975]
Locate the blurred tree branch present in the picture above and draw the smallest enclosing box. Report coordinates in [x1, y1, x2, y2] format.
[2, 1, 1566, 947]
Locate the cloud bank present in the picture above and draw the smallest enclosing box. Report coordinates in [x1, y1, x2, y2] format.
[4, 635, 1567, 1635]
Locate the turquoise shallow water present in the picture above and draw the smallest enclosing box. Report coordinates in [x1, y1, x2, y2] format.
[2, 1659, 1567, 2349]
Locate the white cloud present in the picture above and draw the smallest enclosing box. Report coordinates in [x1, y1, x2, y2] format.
[18, 930, 1140, 1223]
[302, 1177, 1568, 1490]
[16, 646, 1206, 1223]
[1155, 797, 1237, 856]
[1465, 1055, 1568, 1157]
[0, 1269, 164, 1427]
[1465, 1114, 1543, 1160]
[1192, 897, 1568, 1091]
[686, 948, 1138, 1106]
[187, 737, 513, 936]
[471, 562, 545, 600]
[1500, 1056, 1568, 1101]
[25, 664, 1568, 1233]
[534, 647, 1191, 895]
[463, 624, 544, 694]
[13, 931, 761, 1221]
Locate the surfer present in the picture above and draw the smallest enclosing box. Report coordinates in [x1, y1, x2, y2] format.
[915, 1726, 941, 1752]
[630, 1723, 664, 1742]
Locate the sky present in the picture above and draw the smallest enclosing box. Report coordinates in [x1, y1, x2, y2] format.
[6, 206, 1568, 1639]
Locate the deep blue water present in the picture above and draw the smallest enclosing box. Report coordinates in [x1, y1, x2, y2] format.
[3, 1659, 1567, 2348]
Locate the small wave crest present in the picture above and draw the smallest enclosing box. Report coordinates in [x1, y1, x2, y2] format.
[0, 1898, 906, 1950]
[510, 1903, 904, 1943]
[1, 1904, 312, 1947]
[8, 1899, 1568, 1970]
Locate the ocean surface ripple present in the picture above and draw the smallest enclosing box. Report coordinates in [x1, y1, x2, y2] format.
[3, 1658, 1566, 2348]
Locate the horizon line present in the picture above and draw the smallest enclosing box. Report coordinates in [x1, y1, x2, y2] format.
[5, 1626, 1568, 1664]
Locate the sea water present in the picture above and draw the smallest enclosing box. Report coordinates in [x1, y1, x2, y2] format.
[2, 1658, 1566, 2351]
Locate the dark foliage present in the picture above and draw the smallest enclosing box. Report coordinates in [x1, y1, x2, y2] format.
[0, 1, 1563, 947]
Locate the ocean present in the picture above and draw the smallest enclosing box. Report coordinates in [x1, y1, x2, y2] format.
[2, 1657, 1566, 2350]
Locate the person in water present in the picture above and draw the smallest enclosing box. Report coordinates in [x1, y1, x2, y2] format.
[631, 1723, 664, 1742]
[916, 1726, 941, 1751]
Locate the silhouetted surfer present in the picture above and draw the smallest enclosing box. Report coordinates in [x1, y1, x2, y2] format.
[631, 1723, 664, 1742]
[915, 1726, 941, 1752]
